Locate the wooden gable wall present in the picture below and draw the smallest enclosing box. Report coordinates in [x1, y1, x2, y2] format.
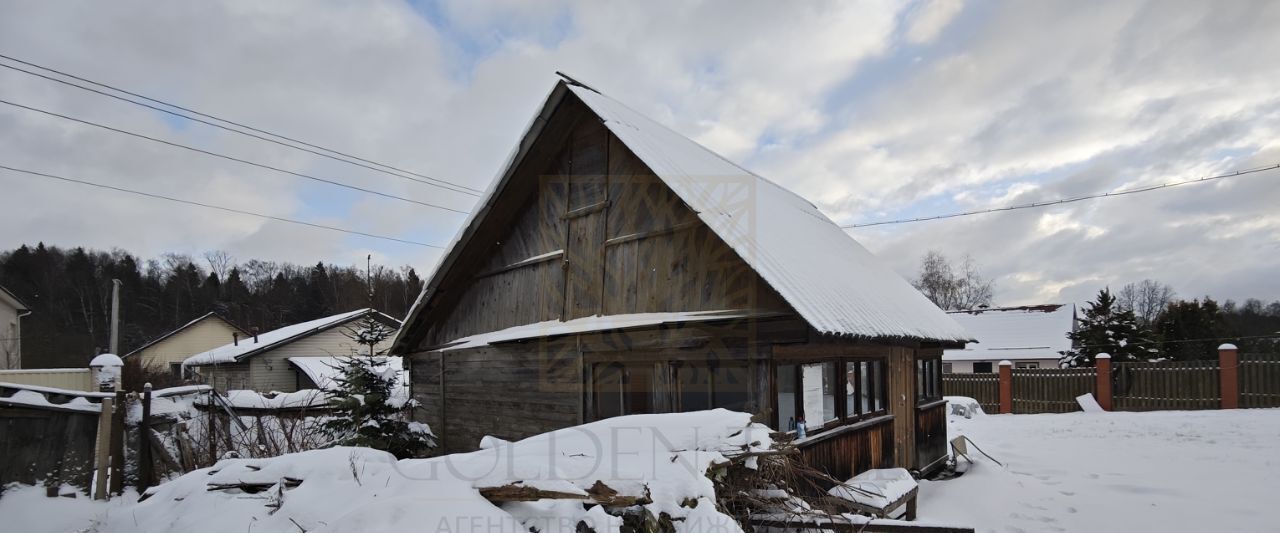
[415, 94, 792, 348]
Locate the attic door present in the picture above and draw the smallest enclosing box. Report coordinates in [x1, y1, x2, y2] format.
[562, 117, 608, 319]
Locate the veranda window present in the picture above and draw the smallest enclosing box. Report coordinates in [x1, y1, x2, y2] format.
[777, 356, 888, 434]
[916, 357, 943, 401]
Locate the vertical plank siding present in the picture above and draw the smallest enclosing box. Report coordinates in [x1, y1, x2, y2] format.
[1240, 353, 1280, 409]
[795, 416, 894, 490]
[1113, 360, 1220, 411]
[942, 374, 999, 413]
[0, 406, 98, 490]
[1010, 368, 1096, 414]
[914, 400, 948, 473]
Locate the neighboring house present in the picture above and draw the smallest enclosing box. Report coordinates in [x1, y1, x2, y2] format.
[184, 309, 400, 392]
[124, 312, 247, 378]
[391, 78, 973, 479]
[289, 355, 409, 406]
[943, 304, 1075, 373]
[0, 284, 31, 370]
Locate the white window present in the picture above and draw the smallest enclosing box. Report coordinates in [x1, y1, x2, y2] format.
[1015, 362, 1040, 369]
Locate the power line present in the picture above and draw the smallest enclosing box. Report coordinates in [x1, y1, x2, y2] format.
[0, 98, 471, 216]
[0, 164, 443, 249]
[841, 163, 1280, 228]
[0, 56, 484, 197]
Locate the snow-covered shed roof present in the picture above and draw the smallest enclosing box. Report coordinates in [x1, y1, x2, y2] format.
[943, 305, 1074, 361]
[392, 79, 971, 353]
[124, 311, 246, 358]
[184, 309, 400, 366]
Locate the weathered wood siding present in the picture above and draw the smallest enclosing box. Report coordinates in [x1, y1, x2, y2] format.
[0, 405, 98, 490]
[914, 399, 948, 473]
[887, 346, 916, 470]
[412, 95, 789, 349]
[795, 416, 894, 490]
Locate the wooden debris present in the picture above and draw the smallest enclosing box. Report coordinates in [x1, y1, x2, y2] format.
[477, 484, 588, 502]
[206, 477, 302, 494]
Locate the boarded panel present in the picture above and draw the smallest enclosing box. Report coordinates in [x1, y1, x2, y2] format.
[942, 373, 1000, 413]
[1010, 367, 1096, 414]
[564, 211, 605, 319]
[1113, 360, 1220, 411]
[1241, 352, 1280, 408]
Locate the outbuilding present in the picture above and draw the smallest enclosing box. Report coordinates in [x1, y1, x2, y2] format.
[391, 78, 972, 479]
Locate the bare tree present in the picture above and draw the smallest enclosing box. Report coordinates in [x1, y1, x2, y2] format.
[203, 250, 235, 279]
[911, 251, 995, 310]
[1116, 279, 1175, 328]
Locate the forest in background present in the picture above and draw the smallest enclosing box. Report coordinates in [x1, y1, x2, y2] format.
[0, 243, 424, 368]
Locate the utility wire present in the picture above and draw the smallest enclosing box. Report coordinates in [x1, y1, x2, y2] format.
[0, 164, 443, 248]
[0, 56, 484, 197]
[0, 98, 470, 215]
[1070, 332, 1280, 351]
[841, 163, 1280, 228]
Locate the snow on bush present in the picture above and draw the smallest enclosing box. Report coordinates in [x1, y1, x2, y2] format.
[91, 409, 770, 533]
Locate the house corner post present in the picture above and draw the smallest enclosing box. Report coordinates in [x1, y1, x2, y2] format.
[1218, 344, 1239, 409]
[998, 360, 1013, 414]
[1094, 353, 1112, 411]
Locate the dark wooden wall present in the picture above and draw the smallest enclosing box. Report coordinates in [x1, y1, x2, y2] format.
[795, 416, 894, 489]
[0, 406, 98, 490]
[412, 94, 790, 349]
[914, 400, 948, 474]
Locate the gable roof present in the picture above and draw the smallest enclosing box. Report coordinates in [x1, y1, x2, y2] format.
[0, 284, 29, 313]
[943, 304, 1074, 361]
[184, 309, 400, 366]
[124, 312, 246, 358]
[392, 79, 971, 352]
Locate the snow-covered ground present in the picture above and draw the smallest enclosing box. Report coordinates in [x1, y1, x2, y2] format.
[921, 402, 1280, 532]
[4, 406, 1278, 532]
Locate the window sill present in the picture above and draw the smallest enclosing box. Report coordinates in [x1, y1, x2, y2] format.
[792, 413, 895, 447]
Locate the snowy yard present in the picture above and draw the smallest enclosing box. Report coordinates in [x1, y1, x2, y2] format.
[3, 406, 1279, 532]
[921, 403, 1280, 532]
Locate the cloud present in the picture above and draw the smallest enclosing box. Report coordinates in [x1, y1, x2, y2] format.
[1, 0, 1277, 308]
[903, 0, 964, 44]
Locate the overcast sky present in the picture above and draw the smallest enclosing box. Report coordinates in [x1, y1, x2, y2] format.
[1, 0, 1277, 308]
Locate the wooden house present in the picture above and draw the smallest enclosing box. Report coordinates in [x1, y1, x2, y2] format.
[184, 309, 400, 392]
[390, 78, 972, 479]
[124, 312, 247, 378]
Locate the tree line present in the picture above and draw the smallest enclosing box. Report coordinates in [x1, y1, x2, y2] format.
[0, 243, 425, 369]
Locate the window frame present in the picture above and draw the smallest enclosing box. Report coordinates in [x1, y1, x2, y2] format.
[774, 355, 890, 436]
[916, 356, 943, 402]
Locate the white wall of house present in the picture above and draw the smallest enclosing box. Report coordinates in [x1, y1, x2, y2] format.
[133, 316, 243, 375]
[0, 293, 24, 370]
[944, 358, 1061, 373]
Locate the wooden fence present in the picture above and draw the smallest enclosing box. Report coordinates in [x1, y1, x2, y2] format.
[943, 349, 1280, 414]
[1241, 352, 1280, 408]
[0, 368, 93, 391]
[1113, 360, 1219, 411]
[1011, 368, 1096, 414]
[940, 374, 999, 413]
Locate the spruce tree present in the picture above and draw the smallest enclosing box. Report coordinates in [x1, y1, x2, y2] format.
[1060, 288, 1155, 367]
[318, 313, 433, 458]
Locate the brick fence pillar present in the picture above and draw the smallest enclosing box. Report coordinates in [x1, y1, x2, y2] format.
[1219, 343, 1239, 409]
[1094, 353, 1112, 411]
[998, 360, 1013, 414]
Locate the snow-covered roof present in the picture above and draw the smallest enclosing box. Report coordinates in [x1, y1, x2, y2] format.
[287, 356, 405, 390]
[125, 312, 245, 358]
[438, 310, 772, 351]
[943, 305, 1074, 361]
[393, 79, 972, 351]
[184, 309, 400, 366]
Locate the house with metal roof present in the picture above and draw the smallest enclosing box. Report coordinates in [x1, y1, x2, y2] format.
[124, 312, 246, 378]
[391, 77, 972, 479]
[184, 308, 400, 392]
[943, 304, 1075, 373]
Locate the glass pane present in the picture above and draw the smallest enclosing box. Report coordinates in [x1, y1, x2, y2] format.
[801, 362, 838, 425]
[777, 364, 797, 430]
[871, 360, 884, 412]
[712, 363, 750, 412]
[594, 363, 624, 419]
[677, 363, 711, 412]
[860, 361, 872, 413]
[845, 362, 858, 417]
[624, 365, 653, 415]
